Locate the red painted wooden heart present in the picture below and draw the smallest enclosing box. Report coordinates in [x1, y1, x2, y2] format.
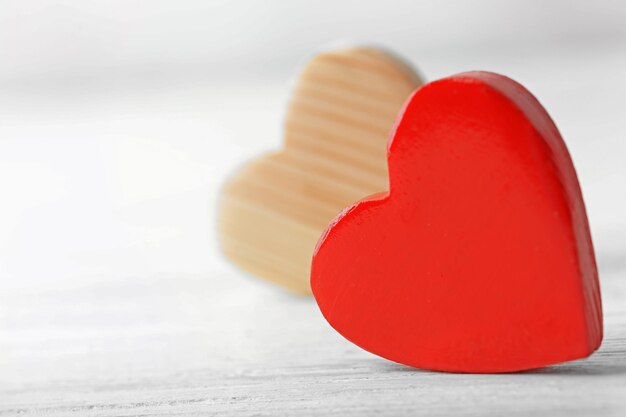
[311, 72, 603, 373]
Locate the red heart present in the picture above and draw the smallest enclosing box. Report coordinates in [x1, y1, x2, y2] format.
[311, 72, 603, 373]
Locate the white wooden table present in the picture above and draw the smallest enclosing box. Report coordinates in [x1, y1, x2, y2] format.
[1, 45, 625, 415]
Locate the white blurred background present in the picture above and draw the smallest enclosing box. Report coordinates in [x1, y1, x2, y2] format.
[1, 0, 625, 289]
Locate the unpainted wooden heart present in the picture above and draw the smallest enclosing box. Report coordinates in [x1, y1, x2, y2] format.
[219, 46, 422, 293]
[311, 72, 603, 372]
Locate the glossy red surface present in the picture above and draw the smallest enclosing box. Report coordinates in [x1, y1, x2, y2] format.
[311, 72, 603, 373]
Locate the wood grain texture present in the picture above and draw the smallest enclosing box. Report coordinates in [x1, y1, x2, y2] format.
[219, 46, 422, 294]
[1, 266, 624, 416]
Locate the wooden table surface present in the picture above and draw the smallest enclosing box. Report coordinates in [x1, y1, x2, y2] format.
[1, 265, 625, 416]
[1, 45, 625, 415]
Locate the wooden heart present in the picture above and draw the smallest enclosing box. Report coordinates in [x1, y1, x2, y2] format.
[219, 46, 422, 293]
[311, 72, 603, 372]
